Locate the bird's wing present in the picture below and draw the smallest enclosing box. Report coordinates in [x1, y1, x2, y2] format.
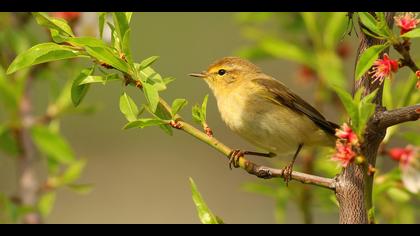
[251, 78, 339, 135]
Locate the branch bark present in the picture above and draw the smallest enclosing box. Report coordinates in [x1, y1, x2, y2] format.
[336, 12, 396, 224]
[377, 104, 420, 129]
[178, 121, 336, 190]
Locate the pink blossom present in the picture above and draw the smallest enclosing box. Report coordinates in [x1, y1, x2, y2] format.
[388, 145, 417, 170]
[335, 123, 358, 145]
[370, 53, 399, 84]
[394, 12, 420, 35]
[332, 142, 357, 167]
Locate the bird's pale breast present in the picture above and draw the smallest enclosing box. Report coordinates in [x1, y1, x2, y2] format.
[216, 84, 333, 156]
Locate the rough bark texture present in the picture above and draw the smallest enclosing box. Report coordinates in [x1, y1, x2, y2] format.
[336, 12, 395, 224]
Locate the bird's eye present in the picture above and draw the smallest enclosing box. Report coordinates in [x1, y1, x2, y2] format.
[218, 69, 226, 76]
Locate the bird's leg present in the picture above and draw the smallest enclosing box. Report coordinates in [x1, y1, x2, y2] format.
[228, 149, 244, 169]
[228, 150, 275, 170]
[282, 143, 303, 186]
[243, 151, 276, 158]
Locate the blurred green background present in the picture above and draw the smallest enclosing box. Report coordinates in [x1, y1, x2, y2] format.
[0, 12, 418, 223]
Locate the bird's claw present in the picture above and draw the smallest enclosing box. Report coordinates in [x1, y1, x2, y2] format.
[282, 164, 293, 186]
[228, 149, 243, 169]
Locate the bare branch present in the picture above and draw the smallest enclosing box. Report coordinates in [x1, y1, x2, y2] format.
[377, 104, 420, 129]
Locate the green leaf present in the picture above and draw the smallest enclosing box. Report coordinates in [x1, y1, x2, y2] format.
[301, 12, 321, 49]
[153, 104, 173, 136]
[78, 74, 120, 85]
[122, 29, 132, 64]
[66, 37, 109, 49]
[31, 125, 75, 164]
[0, 126, 20, 156]
[201, 94, 209, 122]
[138, 66, 166, 91]
[38, 192, 56, 218]
[189, 178, 223, 224]
[192, 105, 202, 124]
[84, 46, 129, 73]
[7, 43, 82, 74]
[98, 12, 107, 39]
[171, 99, 188, 117]
[71, 68, 93, 107]
[60, 160, 86, 185]
[138, 56, 159, 70]
[331, 85, 358, 129]
[78, 75, 105, 85]
[358, 12, 388, 38]
[125, 12, 133, 23]
[324, 12, 347, 49]
[163, 77, 176, 85]
[400, 28, 420, 38]
[123, 118, 167, 130]
[357, 90, 378, 136]
[354, 44, 388, 80]
[382, 78, 393, 109]
[112, 12, 130, 49]
[119, 92, 140, 122]
[142, 83, 160, 113]
[260, 38, 316, 67]
[32, 12, 74, 37]
[0, 67, 18, 109]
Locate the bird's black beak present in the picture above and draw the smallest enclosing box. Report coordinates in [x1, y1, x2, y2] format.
[188, 72, 207, 78]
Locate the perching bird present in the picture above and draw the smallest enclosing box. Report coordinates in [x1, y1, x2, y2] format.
[189, 57, 339, 182]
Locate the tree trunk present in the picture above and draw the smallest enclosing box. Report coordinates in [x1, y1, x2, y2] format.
[335, 12, 395, 224]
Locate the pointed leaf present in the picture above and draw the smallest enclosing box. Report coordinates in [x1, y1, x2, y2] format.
[143, 83, 159, 113]
[401, 28, 420, 38]
[358, 12, 388, 37]
[7, 43, 82, 74]
[98, 12, 107, 39]
[189, 178, 223, 224]
[171, 99, 188, 117]
[119, 92, 140, 122]
[123, 118, 167, 129]
[192, 105, 202, 124]
[38, 192, 56, 218]
[355, 44, 388, 80]
[60, 160, 87, 185]
[33, 12, 74, 37]
[31, 126, 75, 164]
[138, 56, 160, 70]
[324, 12, 347, 49]
[71, 68, 93, 107]
[201, 94, 209, 122]
[122, 29, 132, 64]
[260, 38, 316, 67]
[112, 12, 130, 47]
[332, 85, 358, 127]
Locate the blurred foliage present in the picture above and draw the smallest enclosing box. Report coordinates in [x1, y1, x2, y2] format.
[0, 12, 90, 223]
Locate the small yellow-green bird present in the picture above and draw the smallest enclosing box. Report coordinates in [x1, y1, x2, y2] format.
[189, 57, 339, 181]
